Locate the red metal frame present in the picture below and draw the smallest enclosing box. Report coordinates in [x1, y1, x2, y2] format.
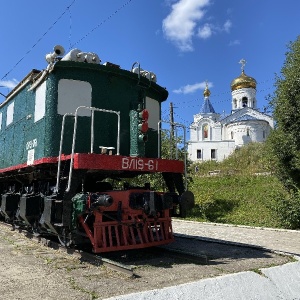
[0, 154, 184, 174]
[78, 189, 175, 253]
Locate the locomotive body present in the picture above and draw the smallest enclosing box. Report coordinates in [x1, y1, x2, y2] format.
[0, 46, 194, 252]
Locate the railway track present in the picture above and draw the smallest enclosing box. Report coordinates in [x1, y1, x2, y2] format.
[0, 219, 294, 278]
[0, 221, 135, 277]
[0, 219, 294, 300]
[0, 220, 212, 277]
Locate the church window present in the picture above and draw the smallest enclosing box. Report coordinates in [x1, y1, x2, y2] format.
[247, 128, 250, 136]
[231, 131, 234, 139]
[242, 97, 248, 107]
[263, 130, 265, 139]
[203, 124, 209, 139]
[233, 99, 237, 109]
[211, 149, 216, 160]
[197, 149, 202, 159]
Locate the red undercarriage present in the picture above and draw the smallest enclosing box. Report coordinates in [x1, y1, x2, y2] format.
[74, 155, 182, 252]
[78, 190, 174, 253]
[0, 153, 183, 252]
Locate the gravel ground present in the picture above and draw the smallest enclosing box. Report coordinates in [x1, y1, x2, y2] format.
[0, 222, 295, 300]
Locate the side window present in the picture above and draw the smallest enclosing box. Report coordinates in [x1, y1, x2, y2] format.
[35, 81, 46, 122]
[6, 102, 14, 126]
[145, 97, 159, 130]
[58, 79, 92, 116]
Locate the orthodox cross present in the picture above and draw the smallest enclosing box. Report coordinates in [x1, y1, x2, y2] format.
[239, 59, 246, 71]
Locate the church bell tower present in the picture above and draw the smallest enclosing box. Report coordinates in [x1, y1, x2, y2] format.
[230, 59, 257, 112]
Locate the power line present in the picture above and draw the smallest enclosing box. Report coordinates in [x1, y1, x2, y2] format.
[68, 4, 73, 50]
[70, 0, 135, 49]
[170, 85, 274, 110]
[171, 77, 275, 106]
[1, 0, 136, 81]
[1, 0, 77, 81]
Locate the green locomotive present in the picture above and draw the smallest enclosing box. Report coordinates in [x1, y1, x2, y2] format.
[0, 45, 193, 252]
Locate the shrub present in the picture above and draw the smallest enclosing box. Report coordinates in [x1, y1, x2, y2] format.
[271, 188, 300, 229]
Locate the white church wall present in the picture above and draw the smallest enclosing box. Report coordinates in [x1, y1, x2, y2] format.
[188, 140, 235, 162]
[225, 120, 270, 147]
[213, 124, 222, 140]
[190, 117, 222, 143]
[190, 126, 198, 141]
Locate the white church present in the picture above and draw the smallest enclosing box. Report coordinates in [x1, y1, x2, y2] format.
[187, 60, 274, 162]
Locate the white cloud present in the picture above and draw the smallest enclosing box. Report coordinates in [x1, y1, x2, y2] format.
[223, 20, 232, 33]
[162, 0, 211, 52]
[173, 81, 212, 94]
[0, 79, 18, 89]
[197, 23, 213, 39]
[162, 0, 233, 51]
[226, 8, 233, 15]
[229, 39, 240, 46]
[198, 19, 232, 39]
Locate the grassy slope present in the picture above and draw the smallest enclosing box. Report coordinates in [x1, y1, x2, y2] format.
[187, 143, 288, 228]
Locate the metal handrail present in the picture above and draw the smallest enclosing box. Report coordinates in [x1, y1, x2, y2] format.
[157, 120, 188, 191]
[55, 113, 74, 192]
[55, 106, 120, 193]
[131, 61, 153, 88]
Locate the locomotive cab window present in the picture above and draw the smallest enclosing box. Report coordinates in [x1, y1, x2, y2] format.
[58, 79, 92, 116]
[6, 102, 14, 126]
[145, 97, 160, 130]
[35, 81, 46, 122]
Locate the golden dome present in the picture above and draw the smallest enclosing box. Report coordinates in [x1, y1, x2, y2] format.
[203, 82, 211, 97]
[231, 70, 256, 91]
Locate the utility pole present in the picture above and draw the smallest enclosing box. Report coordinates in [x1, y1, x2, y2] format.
[170, 102, 174, 140]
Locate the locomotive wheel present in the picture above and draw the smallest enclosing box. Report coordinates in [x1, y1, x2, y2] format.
[58, 228, 73, 247]
[31, 221, 41, 237]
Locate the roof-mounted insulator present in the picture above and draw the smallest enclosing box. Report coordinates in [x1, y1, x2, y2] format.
[45, 45, 65, 64]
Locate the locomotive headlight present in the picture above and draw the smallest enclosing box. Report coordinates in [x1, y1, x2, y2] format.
[138, 122, 149, 133]
[138, 109, 149, 142]
[139, 109, 149, 123]
[91, 194, 113, 209]
[138, 134, 148, 142]
[129, 107, 149, 156]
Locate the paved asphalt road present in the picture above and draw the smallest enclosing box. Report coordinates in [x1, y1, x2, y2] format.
[103, 219, 300, 300]
[172, 219, 300, 256]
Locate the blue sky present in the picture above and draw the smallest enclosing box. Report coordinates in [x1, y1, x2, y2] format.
[0, 0, 299, 135]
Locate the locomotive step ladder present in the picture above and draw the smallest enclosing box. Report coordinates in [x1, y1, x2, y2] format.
[56, 106, 121, 193]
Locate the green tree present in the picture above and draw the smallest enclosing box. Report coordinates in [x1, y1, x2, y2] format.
[268, 36, 300, 228]
[126, 130, 190, 191]
[269, 36, 300, 190]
